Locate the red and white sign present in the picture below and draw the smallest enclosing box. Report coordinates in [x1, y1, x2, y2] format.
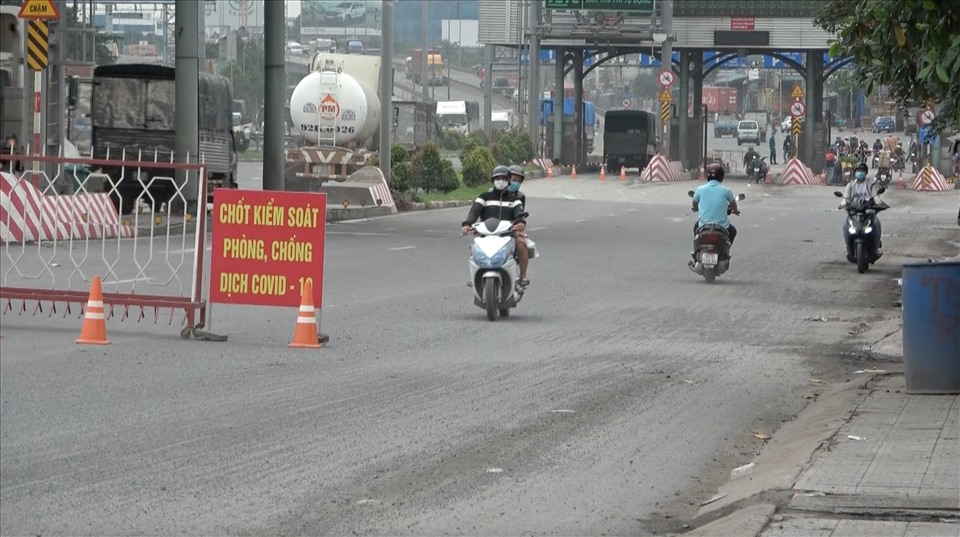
[210, 189, 327, 308]
[790, 101, 806, 117]
[658, 70, 675, 88]
[318, 94, 340, 121]
[730, 17, 756, 31]
[622, 98, 631, 108]
[919, 109, 936, 125]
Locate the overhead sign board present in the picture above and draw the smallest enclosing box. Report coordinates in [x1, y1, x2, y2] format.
[673, 0, 829, 18]
[544, 0, 655, 14]
[18, 0, 60, 20]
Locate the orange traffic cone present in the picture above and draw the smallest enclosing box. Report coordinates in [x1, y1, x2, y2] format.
[571, 165, 577, 179]
[289, 279, 322, 348]
[76, 276, 110, 345]
[619, 165, 627, 182]
[599, 164, 606, 181]
[897, 170, 905, 189]
[547, 166, 554, 179]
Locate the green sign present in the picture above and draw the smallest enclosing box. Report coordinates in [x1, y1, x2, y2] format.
[545, 0, 655, 14]
[672, 0, 829, 18]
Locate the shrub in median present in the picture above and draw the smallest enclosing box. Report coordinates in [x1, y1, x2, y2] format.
[462, 146, 497, 187]
[412, 143, 458, 193]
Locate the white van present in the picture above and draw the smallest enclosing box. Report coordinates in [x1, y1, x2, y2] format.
[286, 42, 303, 55]
[737, 120, 761, 146]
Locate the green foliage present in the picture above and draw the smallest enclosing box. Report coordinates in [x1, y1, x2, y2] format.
[392, 161, 414, 193]
[815, 0, 960, 133]
[390, 143, 409, 167]
[459, 137, 479, 163]
[467, 130, 489, 147]
[218, 35, 264, 123]
[412, 143, 458, 193]
[461, 146, 497, 187]
[490, 131, 534, 165]
[440, 130, 467, 151]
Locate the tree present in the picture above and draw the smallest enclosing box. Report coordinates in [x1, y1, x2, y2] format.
[219, 34, 264, 121]
[63, 6, 118, 65]
[461, 146, 496, 187]
[815, 0, 960, 133]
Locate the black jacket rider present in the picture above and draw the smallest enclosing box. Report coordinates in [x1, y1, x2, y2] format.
[462, 189, 526, 228]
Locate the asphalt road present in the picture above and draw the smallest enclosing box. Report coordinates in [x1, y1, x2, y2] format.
[2, 177, 957, 536]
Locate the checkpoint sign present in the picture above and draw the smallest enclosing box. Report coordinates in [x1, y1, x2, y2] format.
[790, 101, 806, 118]
[658, 70, 675, 88]
[211, 189, 327, 308]
[919, 108, 936, 126]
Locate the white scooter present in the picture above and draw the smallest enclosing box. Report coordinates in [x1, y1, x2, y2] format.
[466, 217, 537, 321]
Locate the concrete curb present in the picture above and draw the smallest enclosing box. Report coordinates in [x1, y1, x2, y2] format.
[396, 199, 474, 212]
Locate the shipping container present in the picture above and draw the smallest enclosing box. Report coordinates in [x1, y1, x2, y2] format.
[691, 86, 739, 115]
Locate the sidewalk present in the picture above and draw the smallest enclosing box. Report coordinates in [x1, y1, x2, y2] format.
[682, 329, 960, 537]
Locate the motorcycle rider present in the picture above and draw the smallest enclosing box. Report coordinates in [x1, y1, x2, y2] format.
[507, 165, 526, 208]
[692, 163, 740, 258]
[842, 162, 886, 262]
[743, 146, 760, 169]
[872, 138, 883, 167]
[461, 165, 530, 286]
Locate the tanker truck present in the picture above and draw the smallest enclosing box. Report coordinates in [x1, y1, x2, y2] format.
[284, 53, 381, 187]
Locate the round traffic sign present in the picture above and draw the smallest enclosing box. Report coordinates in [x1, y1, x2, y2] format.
[622, 98, 631, 108]
[790, 101, 806, 117]
[919, 109, 936, 125]
[658, 70, 675, 88]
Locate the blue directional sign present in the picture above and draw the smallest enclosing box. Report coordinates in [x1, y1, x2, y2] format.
[518, 49, 557, 65]
[637, 51, 849, 70]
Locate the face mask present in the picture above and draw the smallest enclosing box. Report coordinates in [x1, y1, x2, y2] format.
[507, 181, 521, 192]
[493, 179, 508, 190]
[855, 171, 867, 181]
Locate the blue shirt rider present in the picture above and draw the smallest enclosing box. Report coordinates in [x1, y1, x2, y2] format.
[692, 163, 740, 245]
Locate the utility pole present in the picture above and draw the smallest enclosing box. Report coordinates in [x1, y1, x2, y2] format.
[262, 0, 285, 191]
[527, 0, 541, 147]
[378, 0, 394, 185]
[421, 1, 428, 104]
[660, 0, 673, 158]
[175, 0, 200, 211]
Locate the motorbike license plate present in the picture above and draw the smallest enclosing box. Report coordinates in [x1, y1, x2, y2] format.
[702, 253, 719, 265]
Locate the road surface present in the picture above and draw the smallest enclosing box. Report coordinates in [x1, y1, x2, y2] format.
[2, 173, 956, 535]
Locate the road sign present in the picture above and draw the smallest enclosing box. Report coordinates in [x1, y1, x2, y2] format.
[792, 117, 802, 137]
[790, 101, 806, 118]
[658, 89, 672, 103]
[544, 0, 655, 14]
[18, 0, 59, 20]
[622, 98, 631, 108]
[658, 70, 675, 88]
[919, 109, 936, 126]
[791, 84, 805, 99]
[26, 20, 48, 70]
[660, 102, 671, 122]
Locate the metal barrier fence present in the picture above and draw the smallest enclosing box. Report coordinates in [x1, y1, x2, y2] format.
[0, 147, 223, 340]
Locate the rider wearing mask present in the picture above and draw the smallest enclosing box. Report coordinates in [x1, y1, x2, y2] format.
[842, 162, 885, 261]
[692, 163, 740, 252]
[461, 165, 531, 286]
[507, 165, 526, 209]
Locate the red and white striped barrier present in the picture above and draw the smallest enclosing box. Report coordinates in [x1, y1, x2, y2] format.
[909, 165, 950, 191]
[641, 155, 685, 182]
[0, 171, 135, 243]
[776, 158, 818, 186]
[367, 180, 396, 209]
[532, 157, 553, 172]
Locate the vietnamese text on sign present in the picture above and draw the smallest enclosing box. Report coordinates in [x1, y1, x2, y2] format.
[210, 189, 327, 308]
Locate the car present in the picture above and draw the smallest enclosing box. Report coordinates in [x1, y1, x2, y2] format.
[714, 116, 739, 138]
[873, 116, 896, 133]
[737, 120, 761, 145]
[324, 1, 366, 23]
[780, 116, 805, 131]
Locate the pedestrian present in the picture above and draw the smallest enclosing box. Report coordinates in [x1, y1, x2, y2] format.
[825, 147, 837, 185]
[768, 130, 777, 164]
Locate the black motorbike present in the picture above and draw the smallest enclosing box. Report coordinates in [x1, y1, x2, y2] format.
[876, 168, 892, 190]
[687, 191, 746, 283]
[834, 189, 887, 274]
[746, 156, 768, 184]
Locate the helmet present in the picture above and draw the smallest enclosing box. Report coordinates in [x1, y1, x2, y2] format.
[855, 162, 869, 173]
[491, 165, 510, 179]
[706, 163, 725, 182]
[508, 165, 525, 179]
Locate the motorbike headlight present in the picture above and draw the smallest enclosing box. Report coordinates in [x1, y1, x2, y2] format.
[473, 246, 510, 268]
[848, 227, 857, 235]
[864, 226, 873, 234]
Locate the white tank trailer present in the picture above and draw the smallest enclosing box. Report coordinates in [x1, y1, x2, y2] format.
[285, 53, 383, 185]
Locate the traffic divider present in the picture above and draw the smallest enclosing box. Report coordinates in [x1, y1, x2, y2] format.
[776, 158, 818, 186]
[909, 165, 950, 191]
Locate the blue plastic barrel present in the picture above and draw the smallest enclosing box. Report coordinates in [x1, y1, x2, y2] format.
[901, 261, 960, 394]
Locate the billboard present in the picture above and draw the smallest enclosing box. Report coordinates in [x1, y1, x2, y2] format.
[301, 0, 383, 38]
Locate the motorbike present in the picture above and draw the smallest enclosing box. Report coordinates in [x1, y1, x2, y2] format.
[746, 156, 768, 184]
[466, 217, 537, 321]
[837, 118, 846, 131]
[687, 191, 746, 283]
[842, 166, 853, 184]
[834, 189, 887, 274]
[876, 168, 892, 189]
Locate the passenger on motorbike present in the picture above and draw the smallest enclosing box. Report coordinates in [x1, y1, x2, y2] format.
[461, 165, 530, 286]
[692, 163, 740, 248]
[842, 162, 886, 261]
[508, 165, 533, 284]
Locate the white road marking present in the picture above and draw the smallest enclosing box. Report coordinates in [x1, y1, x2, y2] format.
[167, 246, 213, 255]
[327, 231, 393, 236]
[574, 218, 587, 223]
[388, 246, 416, 251]
[528, 226, 547, 232]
